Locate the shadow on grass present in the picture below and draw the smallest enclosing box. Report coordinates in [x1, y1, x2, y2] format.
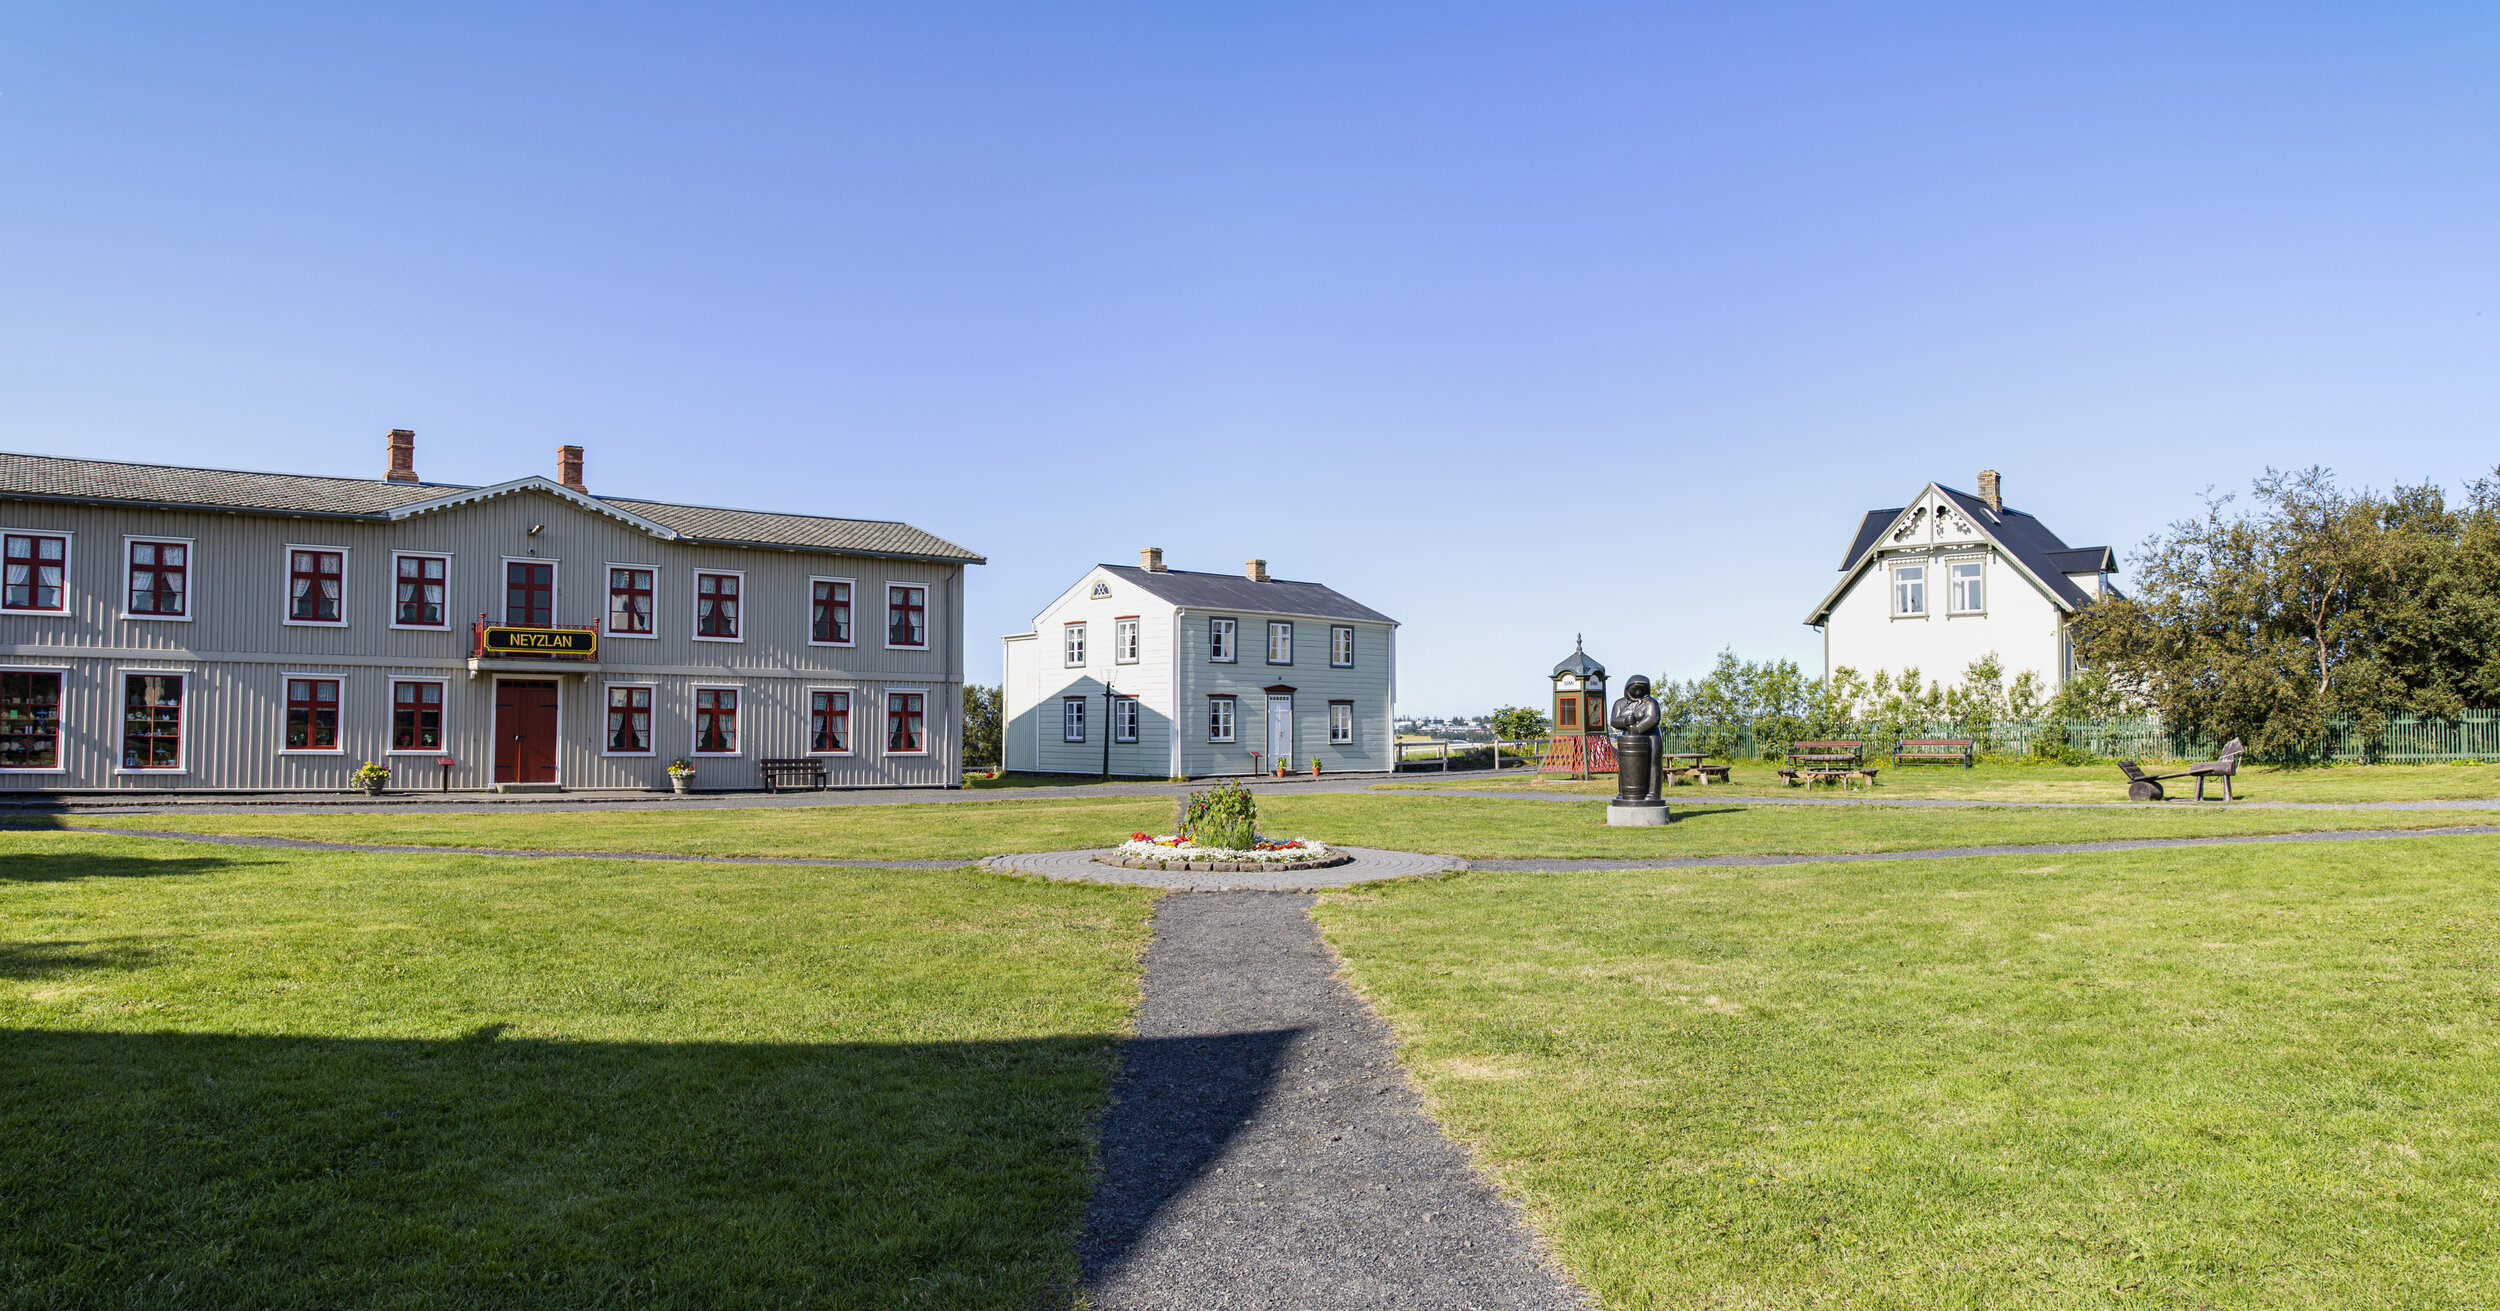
[0, 938, 161, 979]
[0, 839, 257, 884]
[0, 1023, 1260, 1309]
[1081, 1028, 1299, 1290]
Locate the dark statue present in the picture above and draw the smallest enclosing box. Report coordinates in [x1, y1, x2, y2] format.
[1609, 674, 1665, 807]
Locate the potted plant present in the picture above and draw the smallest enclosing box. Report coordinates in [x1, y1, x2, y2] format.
[667, 758, 696, 794]
[1310, 755, 1323, 777]
[353, 760, 390, 796]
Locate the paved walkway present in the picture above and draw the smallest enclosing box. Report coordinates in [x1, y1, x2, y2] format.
[1080, 892, 1589, 1310]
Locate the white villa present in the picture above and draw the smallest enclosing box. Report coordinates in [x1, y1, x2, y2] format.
[1002, 550, 1398, 778]
[1806, 471, 2117, 693]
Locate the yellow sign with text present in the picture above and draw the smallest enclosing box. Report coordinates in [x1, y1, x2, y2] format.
[481, 626, 598, 658]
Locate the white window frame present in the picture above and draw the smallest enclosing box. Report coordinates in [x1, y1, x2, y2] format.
[1114, 616, 1140, 665]
[691, 568, 745, 644]
[1891, 562, 1927, 618]
[1209, 617, 1237, 663]
[1114, 695, 1139, 744]
[1208, 695, 1236, 743]
[604, 562, 661, 640]
[1267, 620, 1293, 665]
[121, 535, 196, 623]
[384, 677, 452, 756]
[497, 555, 565, 632]
[388, 551, 453, 631]
[1329, 700, 1353, 745]
[1064, 621, 1088, 667]
[114, 667, 189, 775]
[806, 684, 856, 757]
[0, 664, 70, 773]
[1330, 625, 1354, 668]
[690, 682, 742, 756]
[884, 580, 931, 651]
[279, 671, 349, 754]
[806, 575, 857, 648]
[1, 529, 74, 617]
[1946, 557, 1986, 615]
[281, 543, 349, 628]
[1062, 695, 1087, 743]
[884, 687, 932, 756]
[601, 680, 659, 757]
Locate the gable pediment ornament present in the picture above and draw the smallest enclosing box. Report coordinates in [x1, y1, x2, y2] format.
[1891, 506, 1928, 542]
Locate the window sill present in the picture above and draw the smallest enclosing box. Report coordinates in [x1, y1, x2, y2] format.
[806, 749, 854, 757]
[691, 750, 741, 758]
[388, 622, 453, 632]
[2, 608, 73, 618]
[278, 749, 348, 755]
[385, 748, 448, 756]
[114, 768, 187, 776]
[886, 643, 932, 652]
[886, 749, 930, 757]
[604, 630, 660, 640]
[602, 750, 657, 758]
[807, 639, 857, 648]
[121, 613, 193, 623]
[691, 635, 744, 644]
[0, 766, 67, 774]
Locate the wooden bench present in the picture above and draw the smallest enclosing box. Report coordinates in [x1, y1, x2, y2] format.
[758, 758, 829, 793]
[2118, 738, 2242, 801]
[1894, 738, 1974, 768]
[1780, 739, 1875, 788]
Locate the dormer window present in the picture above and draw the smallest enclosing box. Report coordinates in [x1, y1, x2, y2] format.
[1892, 563, 1926, 616]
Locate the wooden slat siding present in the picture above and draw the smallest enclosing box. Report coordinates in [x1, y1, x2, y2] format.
[1176, 611, 1396, 777]
[1018, 568, 1176, 778]
[0, 488, 965, 789]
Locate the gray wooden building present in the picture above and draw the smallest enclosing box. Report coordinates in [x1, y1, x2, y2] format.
[0, 435, 981, 792]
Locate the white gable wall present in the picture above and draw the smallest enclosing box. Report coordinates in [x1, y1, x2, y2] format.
[1004, 566, 1177, 778]
[1821, 489, 2068, 693]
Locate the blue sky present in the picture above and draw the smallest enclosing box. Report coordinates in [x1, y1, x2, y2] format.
[2, 4, 2493, 714]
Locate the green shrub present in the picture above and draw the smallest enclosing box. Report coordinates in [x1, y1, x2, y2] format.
[1180, 780, 1257, 851]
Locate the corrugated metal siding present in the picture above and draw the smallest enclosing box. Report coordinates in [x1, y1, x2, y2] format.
[0, 489, 964, 789]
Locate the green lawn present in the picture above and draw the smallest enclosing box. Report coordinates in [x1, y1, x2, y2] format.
[47, 793, 2500, 863]
[1381, 758, 2500, 804]
[1310, 836, 2500, 1309]
[0, 833, 1157, 1308]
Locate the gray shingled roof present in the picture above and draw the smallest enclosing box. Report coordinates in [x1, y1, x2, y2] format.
[1550, 639, 1606, 679]
[1807, 483, 2115, 623]
[0, 452, 981, 563]
[1098, 564, 1394, 624]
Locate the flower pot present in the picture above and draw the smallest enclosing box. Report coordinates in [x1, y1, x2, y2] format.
[670, 775, 693, 795]
[360, 778, 386, 796]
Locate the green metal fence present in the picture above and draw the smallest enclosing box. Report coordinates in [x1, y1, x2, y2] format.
[1653, 712, 2500, 764]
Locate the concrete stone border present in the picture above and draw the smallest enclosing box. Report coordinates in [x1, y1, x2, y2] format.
[1091, 850, 1353, 874]
[987, 846, 1455, 892]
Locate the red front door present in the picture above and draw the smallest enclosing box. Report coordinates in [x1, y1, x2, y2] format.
[495, 680, 560, 783]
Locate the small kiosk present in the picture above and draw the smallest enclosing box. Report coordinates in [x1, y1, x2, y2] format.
[1544, 637, 1615, 779]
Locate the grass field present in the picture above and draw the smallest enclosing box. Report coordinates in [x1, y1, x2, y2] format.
[1310, 836, 2500, 1308]
[1382, 758, 2500, 804]
[51, 792, 2500, 862]
[0, 834, 1156, 1308]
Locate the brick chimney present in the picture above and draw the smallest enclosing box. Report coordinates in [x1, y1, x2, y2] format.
[557, 445, 585, 492]
[1977, 469, 2001, 513]
[1245, 558, 1269, 583]
[385, 429, 418, 482]
[1140, 547, 1167, 572]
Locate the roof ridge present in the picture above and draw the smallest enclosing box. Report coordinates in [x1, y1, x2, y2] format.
[601, 493, 921, 529]
[0, 448, 472, 491]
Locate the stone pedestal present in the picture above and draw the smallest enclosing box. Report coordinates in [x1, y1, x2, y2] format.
[1605, 800, 1670, 826]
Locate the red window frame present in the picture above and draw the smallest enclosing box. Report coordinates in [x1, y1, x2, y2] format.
[608, 568, 655, 635]
[1557, 697, 1577, 728]
[0, 671, 63, 769]
[127, 540, 188, 617]
[887, 585, 927, 648]
[4, 534, 68, 613]
[391, 680, 444, 751]
[122, 673, 184, 770]
[505, 561, 554, 627]
[285, 678, 342, 750]
[394, 554, 448, 628]
[695, 573, 740, 639]
[606, 684, 653, 755]
[810, 689, 851, 754]
[288, 549, 344, 623]
[693, 687, 738, 754]
[888, 692, 926, 754]
[811, 580, 852, 645]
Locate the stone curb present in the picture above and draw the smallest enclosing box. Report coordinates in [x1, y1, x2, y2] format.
[1091, 851, 1354, 874]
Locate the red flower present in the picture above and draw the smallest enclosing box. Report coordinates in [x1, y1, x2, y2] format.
[1129, 832, 1150, 842]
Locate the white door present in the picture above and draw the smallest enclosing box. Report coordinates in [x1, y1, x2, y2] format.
[1267, 695, 1293, 768]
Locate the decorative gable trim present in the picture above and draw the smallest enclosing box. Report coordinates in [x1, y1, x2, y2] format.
[383, 477, 684, 540]
[1806, 482, 2083, 626]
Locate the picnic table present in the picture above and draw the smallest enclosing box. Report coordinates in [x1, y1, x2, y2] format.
[1779, 739, 1879, 789]
[1661, 752, 1731, 785]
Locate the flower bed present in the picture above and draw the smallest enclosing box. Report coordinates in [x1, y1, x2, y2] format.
[1096, 833, 1351, 873]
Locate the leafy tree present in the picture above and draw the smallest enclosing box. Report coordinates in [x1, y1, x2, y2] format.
[960, 683, 1003, 768]
[1488, 705, 1550, 741]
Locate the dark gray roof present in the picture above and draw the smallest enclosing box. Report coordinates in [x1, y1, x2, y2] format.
[1098, 565, 1394, 624]
[1840, 509, 1903, 570]
[0, 451, 981, 563]
[1808, 483, 2116, 623]
[2045, 546, 2117, 574]
[1550, 640, 1606, 678]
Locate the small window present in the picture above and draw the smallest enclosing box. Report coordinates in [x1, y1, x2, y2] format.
[609, 568, 655, 635]
[1115, 617, 1140, 664]
[505, 561, 554, 627]
[122, 674, 183, 770]
[1329, 700, 1353, 745]
[5, 534, 69, 613]
[888, 585, 928, 648]
[1208, 695, 1236, 743]
[127, 541, 189, 618]
[1063, 696, 1087, 743]
[1330, 625, 1354, 668]
[289, 549, 344, 623]
[1209, 618, 1237, 662]
[1114, 696, 1138, 743]
[695, 572, 741, 640]
[286, 678, 341, 750]
[1064, 622, 1088, 667]
[1893, 564, 1926, 616]
[1948, 560, 1984, 613]
[811, 580, 852, 644]
[1558, 697, 1578, 728]
[694, 687, 739, 754]
[0, 671, 63, 769]
[888, 692, 926, 753]
[1267, 621, 1293, 665]
[395, 554, 447, 627]
[810, 690, 851, 753]
[391, 681, 444, 751]
[607, 685, 653, 754]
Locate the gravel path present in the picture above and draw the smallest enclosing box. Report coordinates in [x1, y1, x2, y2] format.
[1081, 892, 1588, 1310]
[985, 846, 1454, 892]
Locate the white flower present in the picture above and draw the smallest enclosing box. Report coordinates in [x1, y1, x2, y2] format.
[1114, 835, 1331, 863]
